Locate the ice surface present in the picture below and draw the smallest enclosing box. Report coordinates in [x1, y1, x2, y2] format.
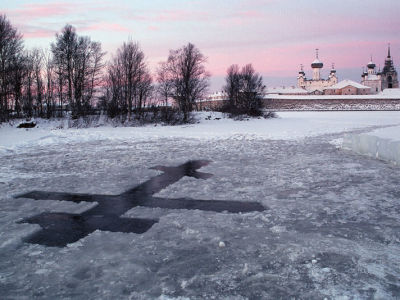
[1, 112, 400, 299]
[343, 125, 400, 165]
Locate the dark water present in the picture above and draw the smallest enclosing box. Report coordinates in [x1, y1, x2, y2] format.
[16, 160, 266, 247]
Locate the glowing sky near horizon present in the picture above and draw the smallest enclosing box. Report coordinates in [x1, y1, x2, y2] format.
[2, 0, 400, 90]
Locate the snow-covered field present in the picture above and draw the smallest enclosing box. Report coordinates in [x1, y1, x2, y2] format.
[1, 111, 400, 299]
[1, 111, 400, 153]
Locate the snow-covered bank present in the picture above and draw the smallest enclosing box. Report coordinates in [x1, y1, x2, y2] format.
[1, 111, 400, 155]
[343, 125, 400, 165]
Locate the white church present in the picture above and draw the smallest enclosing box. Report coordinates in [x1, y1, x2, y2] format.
[297, 49, 338, 94]
[296, 47, 399, 95]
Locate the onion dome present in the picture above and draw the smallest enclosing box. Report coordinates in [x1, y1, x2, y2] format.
[311, 49, 323, 68]
[298, 64, 305, 76]
[367, 56, 375, 69]
[311, 58, 323, 69]
[330, 63, 336, 73]
[367, 61, 376, 69]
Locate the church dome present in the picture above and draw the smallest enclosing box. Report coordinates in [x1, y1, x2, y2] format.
[311, 58, 323, 69]
[367, 60, 376, 69]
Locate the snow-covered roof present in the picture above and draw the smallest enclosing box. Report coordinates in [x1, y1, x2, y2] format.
[326, 80, 371, 90]
[380, 88, 400, 96]
[264, 93, 400, 100]
[208, 91, 227, 97]
[266, 86, 309, 95]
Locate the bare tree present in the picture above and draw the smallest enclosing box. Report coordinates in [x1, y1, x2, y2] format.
[156, 61, 173, 107]
[11, 54, 26, 118]
[51, 25, 76, 108]
[224, 64, 241, 109]
[23, 51, 35, 117]
[164, 43, 210, 122]
[103, 40, 152, 120]
[31, 48, 44, 116]
[0, 14, 24, 122]
[223, 64, 265, 116]
[51, 25, 105, 117]
[43, 49, 56, 118]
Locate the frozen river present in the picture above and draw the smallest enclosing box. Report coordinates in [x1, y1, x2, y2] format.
[1, 112, 400, 299]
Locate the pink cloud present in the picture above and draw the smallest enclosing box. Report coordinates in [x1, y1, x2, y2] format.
[81, 22, 130, 33]
[147, 25, 159, 32]
[8, 2, 73, 22]
[14, 24, 57, 39]
[126, 9, 210, 23]
[156, 10, 209, 22]
[23, 28, 57, 39]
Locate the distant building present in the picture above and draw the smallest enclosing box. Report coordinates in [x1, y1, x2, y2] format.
[206, 91, 228, 101]
[197, 91, 228, 110]
[297, 49, 338, 92]
[325, 80, 371, 95]
[265, 86, 308, 95]
[361, 45, 399, 93]
[361, 58, 382, 94]
[381, 45, 398, 89]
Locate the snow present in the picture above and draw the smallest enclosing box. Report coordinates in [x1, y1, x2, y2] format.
[343, 125, 400, 165]
[266, 86, 308, 94]
[2, 111, 400, 156]
[381, 88, 400, 95]
[1, 111, 400, 299]
[264, 88, 400, 100]
[325, 79, 371, 90]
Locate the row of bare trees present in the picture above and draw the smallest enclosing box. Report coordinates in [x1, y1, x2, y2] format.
[1, 13, 267, 124]
[0, 15, 106, 122]
[0, 14, 24, 122]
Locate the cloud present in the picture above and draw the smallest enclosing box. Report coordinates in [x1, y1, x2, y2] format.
[81, 22, 130, 33]
[22, 26, 57, 39]
[8, 2, 74, 22]
[123, 8, 210, 23]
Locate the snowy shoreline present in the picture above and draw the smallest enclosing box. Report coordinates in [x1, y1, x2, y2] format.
[2, 111, 400, 156]
[343, 125, 400, 165]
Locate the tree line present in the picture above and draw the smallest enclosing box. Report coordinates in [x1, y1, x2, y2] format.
[0, 14, 266, 124]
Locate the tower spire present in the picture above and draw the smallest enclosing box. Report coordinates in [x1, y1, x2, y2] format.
[388, 43, 391, 58]
[316, 48, 319, 59]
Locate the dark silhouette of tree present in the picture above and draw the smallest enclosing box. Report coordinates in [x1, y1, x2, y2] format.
[156, 62, 173, 108]
[51, 25, 105, 118]
[223, 63, 265, 116]
[103, 40, 152, 120]
[0, 14, 24, 122]
[31, 48, 44, 117]
[43, 49, 57, 118]
[164, 43, 210, 122]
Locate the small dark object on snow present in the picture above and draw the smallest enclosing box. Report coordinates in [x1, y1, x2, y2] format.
[17, 122, 36, 128]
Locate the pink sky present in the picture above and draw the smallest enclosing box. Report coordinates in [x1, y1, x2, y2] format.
[2, 0, 400, 90]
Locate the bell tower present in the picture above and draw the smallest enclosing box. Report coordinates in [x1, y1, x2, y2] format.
[381, 43, 399, 89]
